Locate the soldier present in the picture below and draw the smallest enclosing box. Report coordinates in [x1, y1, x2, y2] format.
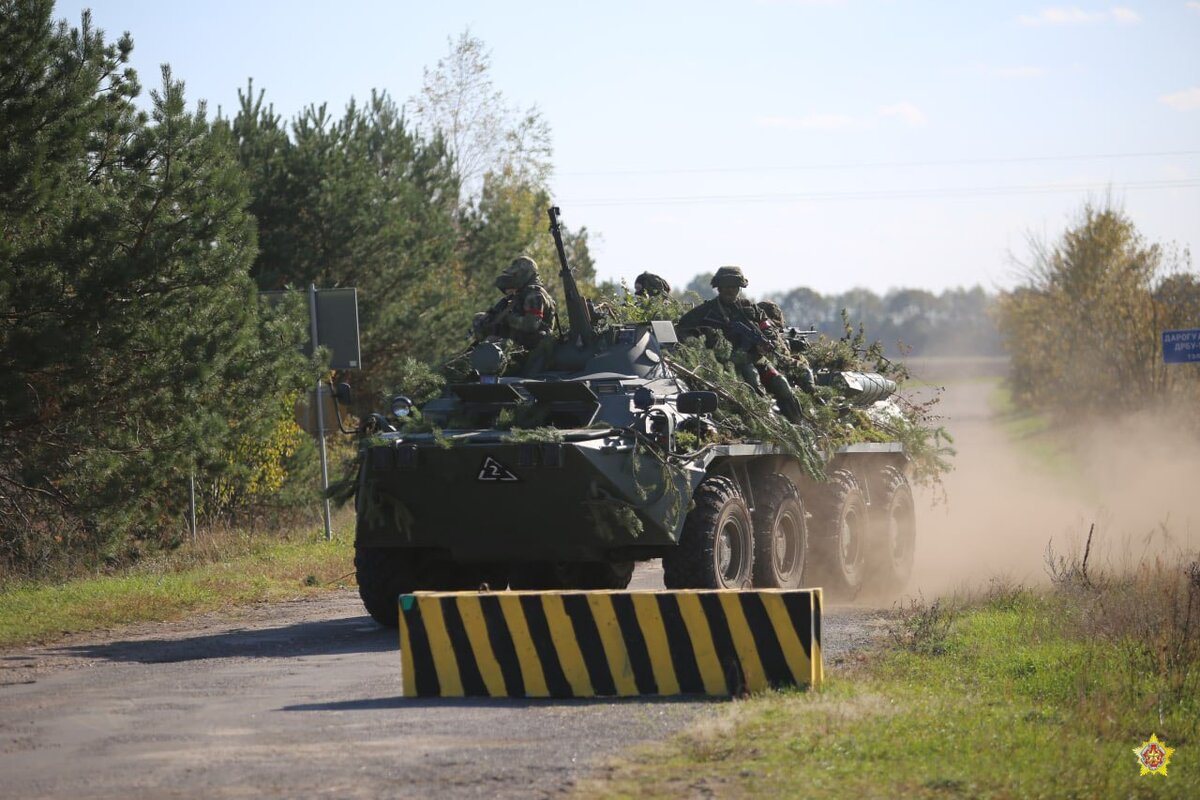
[757, 300, 820, 398]
[472, 256, 556, 349]
[675, 266, 805, 423]
[633, 272, 671, 298]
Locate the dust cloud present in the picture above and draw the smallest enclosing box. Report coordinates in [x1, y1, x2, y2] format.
[905, 374, 1200, 600]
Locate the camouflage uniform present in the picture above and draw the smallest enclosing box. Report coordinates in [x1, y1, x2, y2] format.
[633, 272, 671, 298]
[757, 300, 818, 396]
[675, 266, 805, 423]
[473, 256, 556, 350]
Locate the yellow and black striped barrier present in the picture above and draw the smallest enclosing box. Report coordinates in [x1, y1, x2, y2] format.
[398, 589, 822, 698]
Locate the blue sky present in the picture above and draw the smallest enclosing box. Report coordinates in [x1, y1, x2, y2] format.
[53, 1, 1200, 295]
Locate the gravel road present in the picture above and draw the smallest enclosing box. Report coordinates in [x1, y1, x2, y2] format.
[0, 560, 885, 800]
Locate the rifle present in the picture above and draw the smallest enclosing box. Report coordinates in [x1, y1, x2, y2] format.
[547, 206, 596, 346]
[472, 293, 518, 340]
[729, 319, 779, 356]
[783, 326, 818, 354]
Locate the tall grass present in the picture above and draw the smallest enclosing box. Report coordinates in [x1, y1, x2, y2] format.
[1044, 523, 1200, 733]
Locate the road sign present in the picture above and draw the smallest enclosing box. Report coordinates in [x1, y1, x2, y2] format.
[1162, 328, 1200, 364]
[259, 287, 361, 370]
[310, 287, 361, 369]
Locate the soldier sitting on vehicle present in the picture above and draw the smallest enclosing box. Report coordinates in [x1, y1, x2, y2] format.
[633, 272, 671, 298]
[675, 266, 806, 423]
[472, 256, 557, 374]
[756, 300, 820, 398]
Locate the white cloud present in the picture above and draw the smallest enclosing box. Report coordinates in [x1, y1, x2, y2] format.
[756, 113, 860, 132]
[1160, 87, 1200, 111]
[878, 102, 928, 127]
[1018, 6, 1141, 26]
[989, 65, 1047, 78]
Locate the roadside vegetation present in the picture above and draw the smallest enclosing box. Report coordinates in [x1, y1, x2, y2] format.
[0, 519, 354, 648]
[582, 535, 1200, 799]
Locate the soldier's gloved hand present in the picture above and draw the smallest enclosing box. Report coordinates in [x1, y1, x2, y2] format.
[471, 312, 490, 341]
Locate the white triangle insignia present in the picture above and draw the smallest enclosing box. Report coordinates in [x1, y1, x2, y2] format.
[477, 455, 520, 482]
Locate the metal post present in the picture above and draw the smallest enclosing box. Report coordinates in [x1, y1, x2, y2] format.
[189, 472, 197, 544]
[309, 283, 333, 542]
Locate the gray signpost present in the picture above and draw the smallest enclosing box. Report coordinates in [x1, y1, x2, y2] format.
[307, 285, 361, 541]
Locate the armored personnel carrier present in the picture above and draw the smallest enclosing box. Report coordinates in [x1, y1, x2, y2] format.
[351, 209, 915, 626]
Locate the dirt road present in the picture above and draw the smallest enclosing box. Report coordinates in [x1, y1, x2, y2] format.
[0, 560, 883, 800]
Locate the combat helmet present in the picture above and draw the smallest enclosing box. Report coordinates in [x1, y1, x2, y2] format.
[710, 265, 748, 288]
[757, 300, 784, 324]
[496, 256, 540, 291]
[634, 272, 671, 297]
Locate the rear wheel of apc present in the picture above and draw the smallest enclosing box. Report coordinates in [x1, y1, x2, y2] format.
[868, 466, 916, 595]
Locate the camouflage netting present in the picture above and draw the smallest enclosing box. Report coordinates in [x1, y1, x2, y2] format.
[601, 297, 954, 488]
[666, 335, 828, 479]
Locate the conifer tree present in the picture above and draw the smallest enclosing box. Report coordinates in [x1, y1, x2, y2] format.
[1, 3, 312, 571]
[233, 89, 465, 408]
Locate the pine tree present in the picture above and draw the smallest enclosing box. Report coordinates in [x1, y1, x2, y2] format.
[233, 89, 465, 409]
[1, 4, 312, 572]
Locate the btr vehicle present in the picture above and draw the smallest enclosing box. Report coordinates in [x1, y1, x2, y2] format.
[351, 208, 915, 626]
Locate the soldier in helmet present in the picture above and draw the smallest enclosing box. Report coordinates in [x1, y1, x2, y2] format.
[633, 272, 671, 298]
[472, 257, 557, 371]
[675, 266, 806, 423]
[757, 300, 820, 398]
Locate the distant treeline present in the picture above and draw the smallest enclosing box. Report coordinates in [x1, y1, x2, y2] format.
[677, 275, 1003, 358]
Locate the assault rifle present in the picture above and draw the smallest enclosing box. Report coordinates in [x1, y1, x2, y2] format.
[730, 320, 820, 357]
[548, 206, 596, 346]
[782, 326, 819, 354]
[729, 319, 780, 356]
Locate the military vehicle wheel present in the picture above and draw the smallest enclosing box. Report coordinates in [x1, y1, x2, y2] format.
[808, 469, 869, 599]
[751, 473, 808, 589]
[354, 545, 424, 628]
[868, 466, 915, 593]
[663, 475, 754, 589]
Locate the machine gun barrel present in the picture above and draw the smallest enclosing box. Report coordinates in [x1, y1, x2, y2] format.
[548, 206, 596, 345]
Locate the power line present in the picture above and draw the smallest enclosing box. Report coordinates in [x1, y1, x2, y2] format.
[562, 178, 1200, 207]
[558, 149, 1200, 177]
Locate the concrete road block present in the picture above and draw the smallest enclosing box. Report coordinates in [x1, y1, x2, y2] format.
[398, 588, 823, 698]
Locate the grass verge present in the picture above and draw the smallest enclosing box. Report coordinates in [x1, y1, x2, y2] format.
[579, 547, 1200, 799]
[0, 522, 354, 649]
